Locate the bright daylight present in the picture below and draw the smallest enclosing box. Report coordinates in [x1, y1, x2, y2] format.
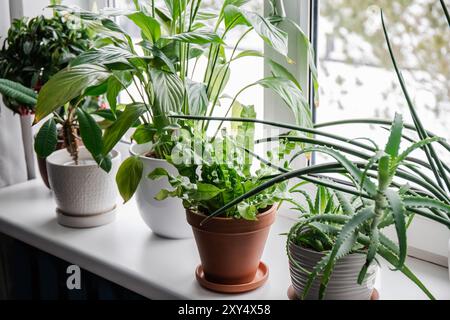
[0, 0, 449, 309]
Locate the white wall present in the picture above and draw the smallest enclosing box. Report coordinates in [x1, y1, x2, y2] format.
[0, 0, 28, 187]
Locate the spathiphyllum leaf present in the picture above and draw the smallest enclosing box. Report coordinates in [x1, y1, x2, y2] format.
[185, 79, 208, 116]
[102, 103, 146, 155]
[150, 69, 184, 127]
[257, 77, 312, 132]
[166, 31, 224, 45]
[224, 5, 288, 57]
[76, 108, 104, 161]
[35, 64, 111, 123]
[126, 12, 161, 43]
[116, 156, 143, 203]
[34, 118, 58, 158]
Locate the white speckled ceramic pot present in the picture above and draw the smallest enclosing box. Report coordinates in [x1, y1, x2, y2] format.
[289, 242, 378, 300]
[130, 143, 192, 239]
[46, 147, 121, 228]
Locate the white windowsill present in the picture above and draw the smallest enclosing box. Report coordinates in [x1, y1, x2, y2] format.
[0, 179, 449, 300]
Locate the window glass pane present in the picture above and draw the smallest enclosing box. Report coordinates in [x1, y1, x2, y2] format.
[316, 0, 449, 163]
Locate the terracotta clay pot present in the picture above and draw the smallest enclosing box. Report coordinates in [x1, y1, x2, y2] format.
[37, 140, 64, 189]
[186, 206, 276, 287]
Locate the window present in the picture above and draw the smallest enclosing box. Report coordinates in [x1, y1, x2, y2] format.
[315, 0, 449, 163]
[312, 0, 450, 265]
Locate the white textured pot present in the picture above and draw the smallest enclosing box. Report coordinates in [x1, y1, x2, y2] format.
[289, 242, 378, 300]
[46, 147, 121, 228]
[130, 143, 192, 239]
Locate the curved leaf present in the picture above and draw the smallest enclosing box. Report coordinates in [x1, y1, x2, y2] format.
[150, 69, 184, 126]
[185, 79, 208, 116]
[76, 109, 103, 159]
[0, 79, 37, 107]
[102, 103, 146, 155]
[116, 156, 143, 203]
[257, 77, 312, 131]
[384, 113, 403, 157]
[127, 12, 161, 43]
[35, 64, 111, 123]
[34, 118, 57, 158]
[224, 5, 288, 57]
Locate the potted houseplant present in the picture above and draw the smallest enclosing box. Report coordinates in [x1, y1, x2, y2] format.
[285, 185, 379, 300]
[148, 123, 290, 293]
[50, 0, 316, 238]
[0, 11, 95, 187]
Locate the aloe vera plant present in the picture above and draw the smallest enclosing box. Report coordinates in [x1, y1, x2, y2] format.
[169, 9, 450, 298]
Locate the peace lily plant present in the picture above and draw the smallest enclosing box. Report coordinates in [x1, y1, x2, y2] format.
[32, 0, 316, 238]
[173, 10, 450, 299]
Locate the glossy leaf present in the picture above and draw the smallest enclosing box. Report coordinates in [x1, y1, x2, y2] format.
[185, 79, 208, 116]
[34, 118, 58, 158]
[116, 156, 143, 202]
[127, 12, 161, 43]
[0, 79, 37, 107]
[102, 103, 146, 155]
[35, 64, 110, 123]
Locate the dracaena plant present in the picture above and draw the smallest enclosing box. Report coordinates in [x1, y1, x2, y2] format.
[170, 10, 450, 298]
[41, 1, 316, 201]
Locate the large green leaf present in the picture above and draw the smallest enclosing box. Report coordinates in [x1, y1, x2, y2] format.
[150, 69, 184, 127]
[166, 31, 224, 45]
[127, 12, 161, 43]
[224, 5, 288, 57]
[76, 108, 103, 156]
[102, 103, 146, 155]
[268, 59, 302, 90]
[185, 79, 208, 116]
[206, 62, 230, 101]
[70, 46, 134, 68]
[132, 123, 157, 144]
[116, 156, 143, 203]
[0, 79, 37, 107]
[35, 64, 111, 123]
[34, 118, 57, 158]
[257, 77, 312, 131]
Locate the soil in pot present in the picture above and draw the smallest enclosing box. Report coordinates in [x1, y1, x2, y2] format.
[186, 205, 276, 293]
[288, 241, 378, 300]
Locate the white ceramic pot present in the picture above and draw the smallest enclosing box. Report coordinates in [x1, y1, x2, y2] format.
[289, 242, 378, 300]
[46, 147, 121, 228]
[130, 143, 192, 239]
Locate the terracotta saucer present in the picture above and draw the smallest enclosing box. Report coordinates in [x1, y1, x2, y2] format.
[287, 285, 380, 300]
[195, 262, 269, 294]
